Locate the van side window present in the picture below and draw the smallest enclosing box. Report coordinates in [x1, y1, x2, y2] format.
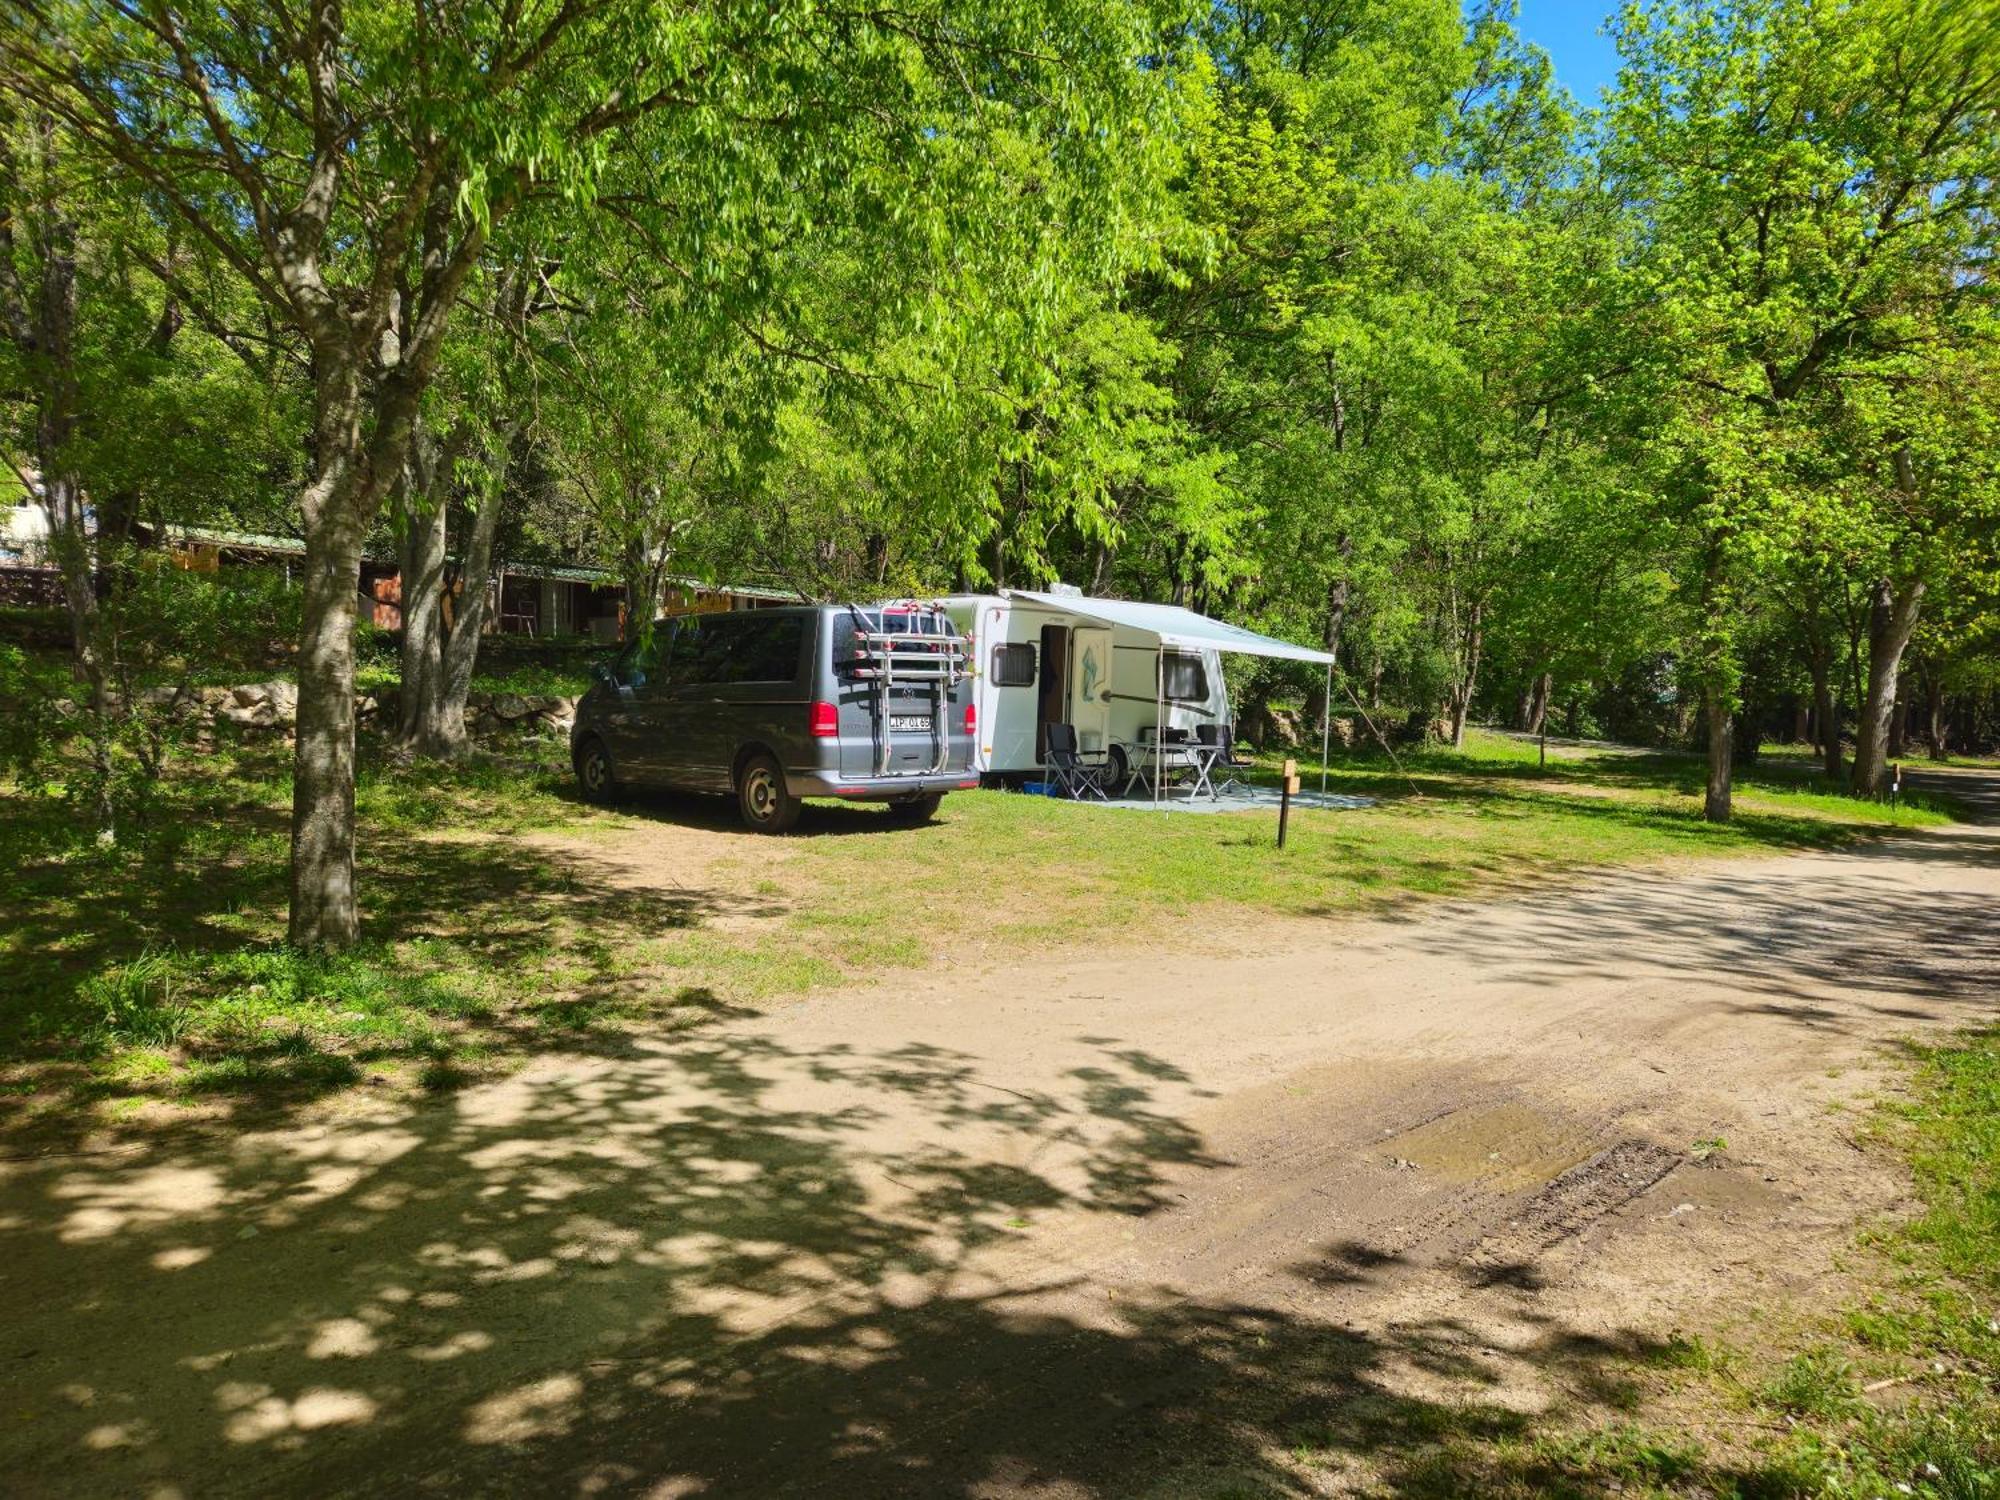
[991, 642, 1036, 686]
[662, 616, 704, 683]
[1161, 651, 1207, 703]
[675, 613, 806, 685]
[730, 615, 805, 682]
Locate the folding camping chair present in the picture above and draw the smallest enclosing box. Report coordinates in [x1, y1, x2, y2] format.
[1044, 723, 1109, 800]
[1197, 722, 1256, 796]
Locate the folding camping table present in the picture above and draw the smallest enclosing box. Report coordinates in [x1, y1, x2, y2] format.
[1120, 734, 1223, 803]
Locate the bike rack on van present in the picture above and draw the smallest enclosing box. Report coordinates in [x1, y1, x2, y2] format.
[843, 605, 970, 776]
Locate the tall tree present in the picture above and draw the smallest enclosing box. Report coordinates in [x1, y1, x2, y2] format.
[1604, 0, 2000, 814]
[4, 0, 1184, 943]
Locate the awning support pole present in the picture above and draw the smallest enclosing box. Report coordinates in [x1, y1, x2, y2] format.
[1321, 662, 1332, 793]
[1154, 643, 1164, 807]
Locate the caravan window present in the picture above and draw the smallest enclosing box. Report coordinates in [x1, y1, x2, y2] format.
[1161, 651, 1208, 703]
[990, 642, 1036, 687]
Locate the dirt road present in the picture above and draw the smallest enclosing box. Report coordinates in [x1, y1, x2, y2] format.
[3, 778, 1995, 1497]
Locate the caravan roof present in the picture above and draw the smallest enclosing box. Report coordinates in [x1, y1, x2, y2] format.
[1003, 590, 1335, 666]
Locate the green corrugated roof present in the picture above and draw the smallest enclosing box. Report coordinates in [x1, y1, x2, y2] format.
[163, 526, 800, 601]
[167, 524, 307, 554]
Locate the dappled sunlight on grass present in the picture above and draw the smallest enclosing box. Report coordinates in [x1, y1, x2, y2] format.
[0, 729, 1971, 1134]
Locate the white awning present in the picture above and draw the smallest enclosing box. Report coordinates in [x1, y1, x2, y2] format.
[1005, 590, 1335, 665]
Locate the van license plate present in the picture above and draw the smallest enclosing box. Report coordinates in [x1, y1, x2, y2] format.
[889, 715, 932, 733]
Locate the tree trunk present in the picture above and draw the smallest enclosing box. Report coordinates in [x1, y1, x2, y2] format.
[43, 472, 117, 834]
[428, 475, 503, 759]
[1322, 535, 1353, 665]
[289, 505, 368, 949]
[1526, 672, 1551, 736]
[1311, 557, 1354, 742]
[1850, 576, 1925, 796]
[1924, 668, 1950, 760]
[1804, 617, 1841, 783]
[621, 528, 666, 640]
[3, 118, 118, 835]
[1888, 694, 1908, 759]
[1088, 538, 1114, 595]
[1447, 602, 1483, 749]
[1703, 687, 1732, 823]
[395, 478, 449, 749]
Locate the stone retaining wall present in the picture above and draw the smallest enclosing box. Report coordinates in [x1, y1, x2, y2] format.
[128, 680, 578, 742]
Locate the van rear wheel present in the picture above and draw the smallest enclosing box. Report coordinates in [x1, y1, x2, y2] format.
[736, 753, 801, 833]
[886, 793, 942, 824]
[575, 736, 619, 804]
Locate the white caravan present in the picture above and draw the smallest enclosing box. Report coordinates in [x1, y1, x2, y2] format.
[939, 589, 1232, 783]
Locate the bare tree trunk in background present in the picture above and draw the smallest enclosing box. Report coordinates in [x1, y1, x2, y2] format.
[1088, 539, 1114, 595]
[1804, 611, 1842, 783]
[0, 113, 119, 836]
[395, 462, 449, 750]
[1316, 538, 1353, 742]
[1446, 601, 1483, 749]
[1792, 699, 1809, 745]
[1322, 536, 1353, 664]
[1851, 573, 1925, 796]
[394, 413, 504, 759]
[431, 469, 504, 758]
[1526, 673, 1551, 736]
[1844, 592, 1865, 727]
[1923, 664, 1950, 760]
[1703, 688, 1732, 823]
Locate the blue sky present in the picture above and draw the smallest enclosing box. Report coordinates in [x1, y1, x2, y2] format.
[1510, 0, 1623, 107]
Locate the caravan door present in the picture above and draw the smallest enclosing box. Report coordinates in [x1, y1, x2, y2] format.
[1068, 626, 1114, 756]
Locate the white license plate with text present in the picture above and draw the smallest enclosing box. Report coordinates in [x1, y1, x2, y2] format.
[889, 715, 933, 733]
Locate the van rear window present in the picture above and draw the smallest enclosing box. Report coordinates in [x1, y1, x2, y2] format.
[833, 608, 963, 681]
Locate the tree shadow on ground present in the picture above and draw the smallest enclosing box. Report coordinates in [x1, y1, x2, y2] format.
[0, 785, 795, 1132]
[0, 1021, 1783, 1500]
[558, 779, 937, 838]
[1366, 818, 2000, 1028]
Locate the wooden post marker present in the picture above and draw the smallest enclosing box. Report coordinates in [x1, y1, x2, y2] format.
[1278, 758, 1299, 848]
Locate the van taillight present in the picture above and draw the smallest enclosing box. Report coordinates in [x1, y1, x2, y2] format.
[810, 701, 838, 738]
[963, 702, 976, 735]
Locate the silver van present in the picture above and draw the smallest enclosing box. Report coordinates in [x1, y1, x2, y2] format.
[570, 603, 978, 831]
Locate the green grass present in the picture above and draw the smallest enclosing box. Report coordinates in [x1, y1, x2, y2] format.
[0, 724, 1965, 1132]
[1717, 1030, 2000, 1495]
[1435, 729, 1960, 826]
[1762, 741, 2000, 774]
[466, 660, 598, 697]
[323, 658, 595, 698]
